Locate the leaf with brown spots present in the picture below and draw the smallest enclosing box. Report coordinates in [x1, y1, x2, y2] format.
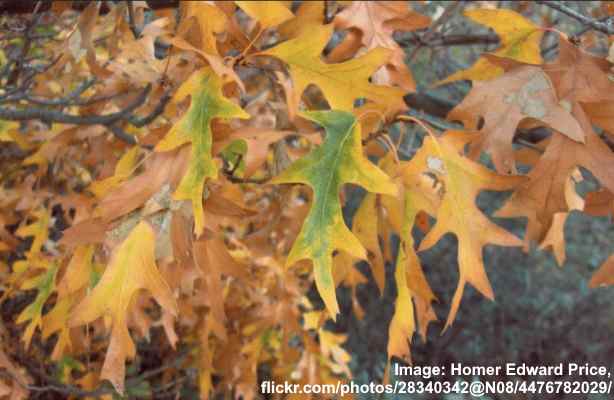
[448, 64, 584, 174]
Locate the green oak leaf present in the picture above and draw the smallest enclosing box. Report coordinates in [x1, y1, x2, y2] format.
[155, 67, 249, 235]
[272, 110, 396, 318]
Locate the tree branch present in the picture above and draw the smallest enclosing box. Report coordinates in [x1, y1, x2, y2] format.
[537, 1, 614, 35]
[401, 33, 500, 48]
[0, 85, 151, 125]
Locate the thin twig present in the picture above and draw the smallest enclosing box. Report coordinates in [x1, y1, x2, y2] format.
[408, 1, 464, 62]
[0, 85, 151, 126]
[401, 33, 499, 48]
[126, 0, 140, 38]
[537, 1, 614, 35]
[6, 1, 43, 85]
[128, 92, 172, 127]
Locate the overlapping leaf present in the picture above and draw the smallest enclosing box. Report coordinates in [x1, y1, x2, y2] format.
[260, 24, 406, 115]
[416, 132, 525, 328]
[69, 222, 177, 394]
[448, 64, 584, 173]
[441, 9, 543, 83]
[333, 1, 430, 90]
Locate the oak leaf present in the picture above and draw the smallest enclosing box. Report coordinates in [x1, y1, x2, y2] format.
[544, 37, 614, 104]
[448, 65, 584, 173]
[272, 110, 396, 318]
[589, 254, 614, 288]
[235, 1, 293, 29]
[441, 9, 543, 83]
[155, 68, 249, 235]
[379, 149, 440, 364]
[333, 1, 430, 90]
[68, 221, 177, 394]
[351, 192, 386, 293]
[89, 146, 139, 198]
[278, 1, 325, 39]
[417, 132, 525, 328]
[171, 3, 244, 87]
[16, 264, 58, 349]
[585, 189, 614, 217]
[259, 24, 406, 115]
[16, 208, 50, 256]
[537, 170, 584, 266]
[496, 105, 614, 245]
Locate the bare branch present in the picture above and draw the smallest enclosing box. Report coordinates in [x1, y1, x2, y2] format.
[537, 1, 614, 35]
[401, 33, 499, 48]
[0, 85, 151, 125]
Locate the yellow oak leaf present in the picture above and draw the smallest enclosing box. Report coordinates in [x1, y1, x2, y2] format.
[272, 110, 396, 319]
[440, 9, 543, 83]
[416, 132, 525, 329]
[235, 1, 294, 29]
[89, 146, 139, 198]
[387, 190, 418, 365]
[16, 208, 50, 256]
[171, 3, 244, 88]
[16, 264, 58, 349]
[318, 329, 351, 377]
[42, 295, 73, 360]
[278, 1, 324, 39]
[351, 192, 386, 293]
[155, 67, 249, 235]
[0, 119, 31, 150]
[57, 244, 95, 297]
[41, 245, 96, 360]
[379, 154, 438, 365]
[68, 221, 177, 394]
[260, 24, 406, 115]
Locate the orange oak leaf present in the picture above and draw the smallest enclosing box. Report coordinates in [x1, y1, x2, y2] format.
[496, 104, 614, 245]
[543, 37, 614, 104]
[538, 170, 584, 266]
[584, 189, 614, 217]
[448, 65, 584, 174]
[333, 1, 430, 90]
[589, 254, 614, 288]
[416, 132, 525, 329]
